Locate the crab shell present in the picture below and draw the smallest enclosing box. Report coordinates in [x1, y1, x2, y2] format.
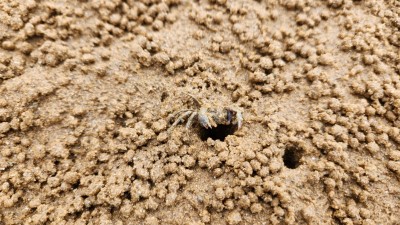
[198, 107, 243, 129]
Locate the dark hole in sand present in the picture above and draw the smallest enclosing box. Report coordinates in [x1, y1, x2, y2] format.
[161, 92, 168, 102]
[199, 124, 237, 141]
[283, 147, 303, 169]
[72, 180, 80, 189]
[123, 191, 132, 200]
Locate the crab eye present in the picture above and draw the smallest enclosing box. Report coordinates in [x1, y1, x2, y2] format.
[227, 110, 232, 123]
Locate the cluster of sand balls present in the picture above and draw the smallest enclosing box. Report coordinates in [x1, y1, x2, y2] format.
[0, 0, 400, 224]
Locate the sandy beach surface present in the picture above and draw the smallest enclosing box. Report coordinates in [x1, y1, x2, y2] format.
[0, 0, 399, 224]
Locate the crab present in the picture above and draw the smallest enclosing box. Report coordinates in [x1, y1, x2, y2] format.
[167, 95, 243, 133]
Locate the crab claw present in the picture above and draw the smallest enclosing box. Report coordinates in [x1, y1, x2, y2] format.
[198, 108, 212, 129]
[236, 111, 243, 129]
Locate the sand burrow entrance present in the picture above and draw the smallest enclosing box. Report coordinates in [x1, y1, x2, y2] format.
[199, 124, 238, 141]
[283, 146, 303, 169]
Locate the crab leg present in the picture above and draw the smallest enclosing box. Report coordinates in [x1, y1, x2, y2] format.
[168, 111, 192, 133]
[198, 107, 213, 129]
[185, 112, 198, 129]
[167, 109, 191, 122]
[186, 94, 203, 107]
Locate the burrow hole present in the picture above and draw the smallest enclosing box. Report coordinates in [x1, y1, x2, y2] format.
[72, 180, 80, 189]
[199, 124, 238, 141]
[283, 146, 303, 169]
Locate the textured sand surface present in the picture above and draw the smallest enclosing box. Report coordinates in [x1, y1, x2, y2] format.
[0, 0, 400, 224]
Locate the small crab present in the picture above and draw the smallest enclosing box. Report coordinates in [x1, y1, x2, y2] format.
[167, 95, 243, 133]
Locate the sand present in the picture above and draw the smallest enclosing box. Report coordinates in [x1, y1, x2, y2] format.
[0, 0, 399, 224]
